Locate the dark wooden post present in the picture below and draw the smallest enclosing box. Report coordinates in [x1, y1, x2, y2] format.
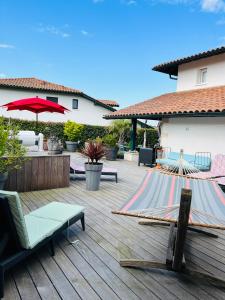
[172, 188, 192, 271]
[131, 118, 137, 151]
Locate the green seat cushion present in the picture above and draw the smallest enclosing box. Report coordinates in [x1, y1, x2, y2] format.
[24, 215, 62, 249]
[29, 201, 85, 223]
[0, 190, 30, 249]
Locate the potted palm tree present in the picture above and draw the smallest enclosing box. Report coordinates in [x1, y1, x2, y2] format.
[64, 121, 84, 152]
[0, 118, 27, 189]
[82, 140, 105, 191]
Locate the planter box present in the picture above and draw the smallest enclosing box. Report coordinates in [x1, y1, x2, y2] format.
[124, 151, 139, 162]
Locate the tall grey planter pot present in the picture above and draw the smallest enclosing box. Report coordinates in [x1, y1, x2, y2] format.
[0, 172, 8, 190]
[85, 163, 103, 191]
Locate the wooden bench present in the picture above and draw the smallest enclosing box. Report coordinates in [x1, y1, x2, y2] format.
[70, 163, 118, 183]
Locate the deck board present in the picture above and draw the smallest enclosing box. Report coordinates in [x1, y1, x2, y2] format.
[4, 153, 225, 299]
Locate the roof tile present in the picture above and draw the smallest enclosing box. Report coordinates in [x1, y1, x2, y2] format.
[105, 85, 225, 119]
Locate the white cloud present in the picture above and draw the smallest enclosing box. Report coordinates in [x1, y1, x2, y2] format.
[126, 0, 137, 5]
[81, 30, 93, 37]
[201, 0, 225, 12]
[0, 73, 6, 78]
[36, 24, 71, 38]
[0, 44, 14, 49]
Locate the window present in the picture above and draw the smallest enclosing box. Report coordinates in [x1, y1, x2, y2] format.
[197, 68, 207, 85]
[72, 99, 78, 109]
[46, 96, 58, 103]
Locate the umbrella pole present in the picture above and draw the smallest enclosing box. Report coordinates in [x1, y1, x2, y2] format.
[35, 113, 38, 135]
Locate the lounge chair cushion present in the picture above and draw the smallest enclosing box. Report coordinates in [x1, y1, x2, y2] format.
[0, 191, 85, 250]
[0, 190, 30, 249]
[29, 201, 85, 223]
[24, 215, 62, 249]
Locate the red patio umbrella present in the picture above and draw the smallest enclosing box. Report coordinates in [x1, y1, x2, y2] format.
[2, 97, 70, 133]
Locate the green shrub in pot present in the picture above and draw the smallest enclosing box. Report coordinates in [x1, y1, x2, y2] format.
[0, 118, 27, 189]
[102, 134, 118, 161]
[64, 121, 84, 152]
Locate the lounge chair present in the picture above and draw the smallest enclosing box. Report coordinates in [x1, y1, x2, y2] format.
[189, 154, 225, 185]
[70, 162, 118, 183]
[0, 190, 85, 298]
[119, 188, 225, 287]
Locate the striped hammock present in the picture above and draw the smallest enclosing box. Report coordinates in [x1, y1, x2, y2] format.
[112, 170, 225, 230]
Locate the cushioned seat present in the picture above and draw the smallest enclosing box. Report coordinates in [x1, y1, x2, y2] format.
[0, 191, 85, 249]
[24, 215, 62, 248]
[30, 201, 84, 223]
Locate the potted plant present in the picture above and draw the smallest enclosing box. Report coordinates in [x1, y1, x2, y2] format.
[82, 140, 105, 191]
[0, 118, 27, 189]
[102, 134, 118, 161]
[64, 121, 84, 152]
[47, 135, 63, 155]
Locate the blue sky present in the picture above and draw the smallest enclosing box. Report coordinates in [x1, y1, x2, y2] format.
[0, 0, 225, 108]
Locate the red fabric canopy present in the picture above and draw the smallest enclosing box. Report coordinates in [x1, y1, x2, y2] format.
[2, 97, 69, 114]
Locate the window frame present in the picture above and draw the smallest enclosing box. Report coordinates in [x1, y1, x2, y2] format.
[46, 96, 58, 104]
[72, 99, 79, 109]
[197, 67, 207, 85]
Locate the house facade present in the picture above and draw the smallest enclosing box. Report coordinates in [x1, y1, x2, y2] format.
[0, 78, 119, 126]
[105, 46, 225, 157]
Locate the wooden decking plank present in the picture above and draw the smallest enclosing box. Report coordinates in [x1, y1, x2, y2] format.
[37, 249, 81, 300]
[72, 226, 160, 300]
[12, 265, 41, 300]
[60, 236, 140, 300]
[3, 273, 21, 300]
[25, 257, 61, 300]
[57, 238, 120, 300]
[52, 245, 101, 300]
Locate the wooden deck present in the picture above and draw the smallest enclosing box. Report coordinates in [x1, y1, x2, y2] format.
[4, 153, 225, 300]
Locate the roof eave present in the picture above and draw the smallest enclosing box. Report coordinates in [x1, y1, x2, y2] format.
[104, 111, 225, 120]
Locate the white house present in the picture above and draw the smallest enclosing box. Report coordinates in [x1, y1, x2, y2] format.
[0, 77, 119, 126]
[105, 46, 225, 157]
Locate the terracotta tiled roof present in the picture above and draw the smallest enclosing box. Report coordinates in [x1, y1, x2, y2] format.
[0, 77, 116, 111]
[0, 77, 82, 94]
[152, 46, 225, 76]
[104, 85, 225, 119]
[98, 99, 119, 107]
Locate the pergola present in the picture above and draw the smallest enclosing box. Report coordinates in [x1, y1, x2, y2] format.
[104, 85, 225, 150]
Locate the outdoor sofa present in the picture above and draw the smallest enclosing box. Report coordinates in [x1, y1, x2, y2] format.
[156, 151, 211, 171]
[0, 190, 85, 298]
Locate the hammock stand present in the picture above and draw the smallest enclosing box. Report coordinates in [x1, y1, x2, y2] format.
[112, 167, 225, 286]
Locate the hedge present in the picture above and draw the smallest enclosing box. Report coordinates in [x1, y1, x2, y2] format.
[2, 118, 158, 149]
[136, 128, 159, 148]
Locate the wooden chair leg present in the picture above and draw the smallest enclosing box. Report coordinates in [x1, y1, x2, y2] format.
[0, 267, 4, 299]
[49, 239, 55, 256]
[81, 215, 85, 231]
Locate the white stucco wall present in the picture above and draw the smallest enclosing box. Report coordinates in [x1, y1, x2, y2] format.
[160, 116, 225, 157]
[0, 88, 112, 126]
[177, 53, 225, 91]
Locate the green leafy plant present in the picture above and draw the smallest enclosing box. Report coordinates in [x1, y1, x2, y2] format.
[102, 134, 118, 148]
[109, 120, 131, 145]
[64, 121, 84, 142]
[82, 140, 105, 164]
[0, 118, 27, 174]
